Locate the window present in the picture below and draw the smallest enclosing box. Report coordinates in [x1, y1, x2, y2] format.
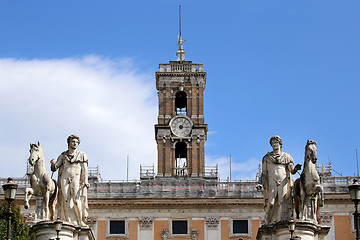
[175, 91, 187, 115]
[110, 220, 125, 234]
[107, 219, 128, 237]
[233, 220, 248, 234]
[230, 218, 252, 238]
[172, 220, 188, 235]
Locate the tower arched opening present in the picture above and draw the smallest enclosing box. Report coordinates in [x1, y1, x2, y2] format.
[175, 91, 187, 115]
[175, 141, 187, 176]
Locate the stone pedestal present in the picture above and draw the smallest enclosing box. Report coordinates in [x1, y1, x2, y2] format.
[256, 220, 330, 240]
[35, 196, 43, 220]
[31, 221, 95, 240]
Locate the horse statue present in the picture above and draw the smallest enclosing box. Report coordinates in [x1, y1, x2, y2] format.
[294, 140, 324, 223]
[25, 142, 57, 220]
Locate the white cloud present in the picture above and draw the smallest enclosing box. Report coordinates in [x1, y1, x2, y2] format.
[206, 155, 261, 181]
[0, 56, 157, 180]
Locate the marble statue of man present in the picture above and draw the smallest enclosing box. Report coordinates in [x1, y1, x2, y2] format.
[51, 134, 89, 227]
[261, 135, 301, 223]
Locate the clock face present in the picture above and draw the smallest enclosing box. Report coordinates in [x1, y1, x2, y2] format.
[169, 116, 193, 137]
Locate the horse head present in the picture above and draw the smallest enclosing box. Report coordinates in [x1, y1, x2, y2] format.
[29, 142, 43, 166]
[305, 140, 318, 164]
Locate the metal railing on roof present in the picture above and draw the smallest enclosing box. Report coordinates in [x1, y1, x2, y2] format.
[203, 165, 218, 179]
[140, 165, 155, 180]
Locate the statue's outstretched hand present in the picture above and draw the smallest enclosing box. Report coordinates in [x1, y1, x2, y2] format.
[50, 159, 56, 172]
[294, 164, 302, 172]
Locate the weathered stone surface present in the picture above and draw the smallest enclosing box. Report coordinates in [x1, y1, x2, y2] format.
[261, 136, 301, 223]
[88, 178, 262, 199]
[256, 220, 330, 240]
[31, 221, 95, 240]
[25, 142, 57, 221]
[51, 134, 89, 227]
[294, 140, 324, 223]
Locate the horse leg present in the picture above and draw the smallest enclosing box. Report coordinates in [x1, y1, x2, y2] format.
[311, 195, 316, 221]
[319, 185, 324, 207]
[300, 186, 306, 220]
[43, 189, 50, 220]
[316, 196, 321, 223]
[293, 192, 299, 219]
[50, 191, 57, 221]
[293, 179, 300, 219]
[316, 185, 324, 223]
[49, 181, 57, 221]
[24, 187, 33, 209]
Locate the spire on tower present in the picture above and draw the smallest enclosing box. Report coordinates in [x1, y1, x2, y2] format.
[177, 5, 186, 62]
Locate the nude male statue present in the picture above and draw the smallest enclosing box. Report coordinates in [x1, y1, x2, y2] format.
[261, 136, 301, 223]
[51, 134, 89, 227]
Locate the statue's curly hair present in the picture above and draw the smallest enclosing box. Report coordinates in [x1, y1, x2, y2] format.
[67, 134, 81, 144]
[270, 135, 282, 147]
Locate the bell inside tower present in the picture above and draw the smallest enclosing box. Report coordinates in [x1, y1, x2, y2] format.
[175, 91, 187, 115]
[175, 141, 187, 176]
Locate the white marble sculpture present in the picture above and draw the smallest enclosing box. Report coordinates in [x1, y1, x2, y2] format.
[261, 136, 301, 223]
[25, 142, 57, 221]
[51, 134, 89, 227]
[294, 140, 324, 223]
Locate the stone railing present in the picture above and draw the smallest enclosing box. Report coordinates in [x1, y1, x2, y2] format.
[159, 63, 203, 73]
[321, 176, 354, 186]
[0, 177, 30, 195]
[0, 177, 30, 188]
[87, 178, 263, 199]
[0, 173, 355, 198]
[321, 176, 355, 193]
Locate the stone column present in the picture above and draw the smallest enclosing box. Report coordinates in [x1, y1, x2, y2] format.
[35, 196, 43, 220]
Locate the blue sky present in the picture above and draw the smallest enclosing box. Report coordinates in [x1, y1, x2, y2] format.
[0, 0, 359, 180]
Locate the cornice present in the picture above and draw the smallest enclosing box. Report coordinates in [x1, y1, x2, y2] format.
[88, 197, 263, 209]
[156, 72, 206, 78]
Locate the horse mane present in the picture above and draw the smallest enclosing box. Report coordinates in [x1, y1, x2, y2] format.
[29, 142, 45, 164]
[30, 142, 42, 149]
[305, 140, 317, 150]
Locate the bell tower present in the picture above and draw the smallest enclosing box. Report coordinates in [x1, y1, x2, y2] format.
[155, 35, 207, 178]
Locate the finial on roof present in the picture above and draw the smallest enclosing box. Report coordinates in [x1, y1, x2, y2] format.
[176, 5, 186, 62]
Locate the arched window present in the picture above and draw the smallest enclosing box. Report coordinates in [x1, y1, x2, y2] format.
[175, 142, 187, 176]
[175, 91, 187, 115]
